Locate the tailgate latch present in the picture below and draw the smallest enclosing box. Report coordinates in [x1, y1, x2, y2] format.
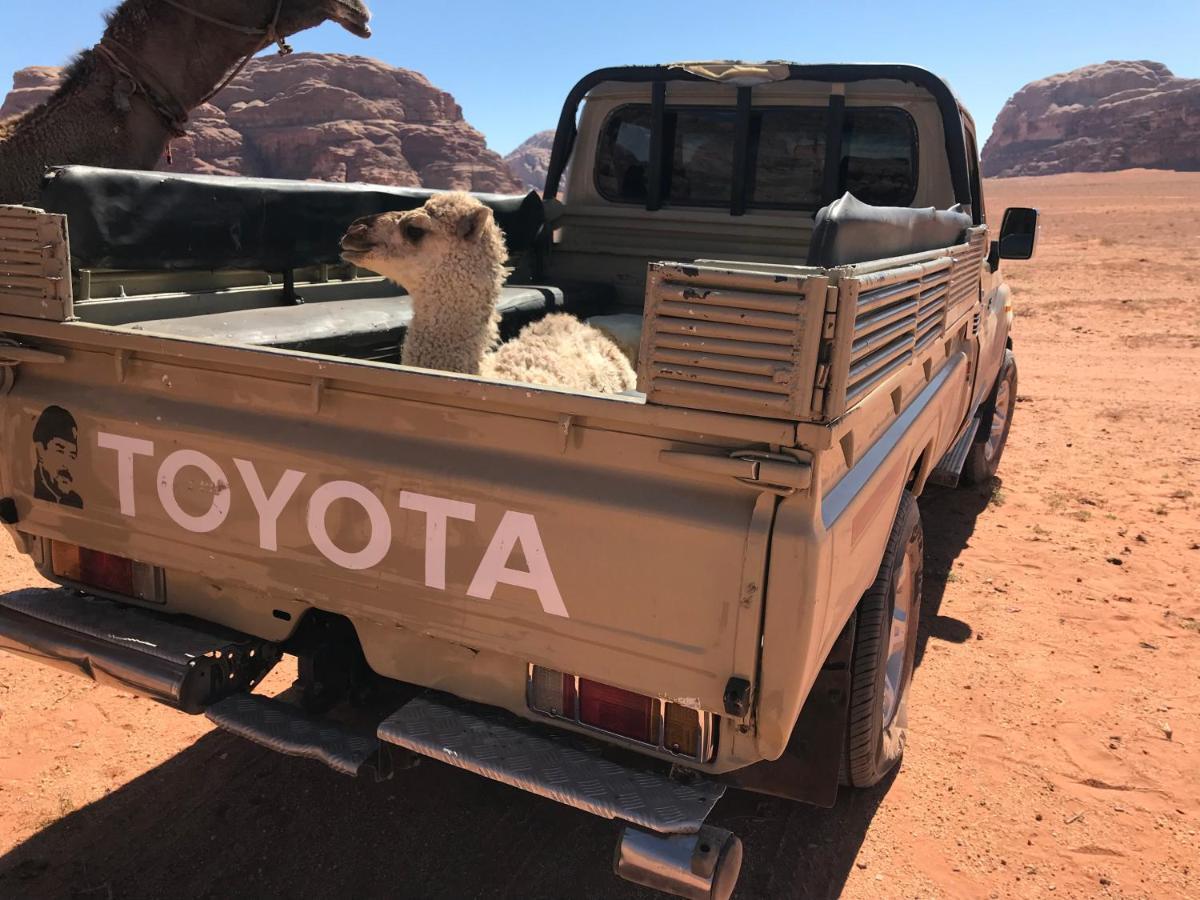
[723, 677, 752, 716]
[659, 449, 811, 495]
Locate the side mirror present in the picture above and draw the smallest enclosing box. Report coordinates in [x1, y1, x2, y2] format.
[996, 207, 1039, 261]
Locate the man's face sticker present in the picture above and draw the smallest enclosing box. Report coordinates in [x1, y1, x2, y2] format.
[32, 405, 83, 508]
[39, 436, 78, 495]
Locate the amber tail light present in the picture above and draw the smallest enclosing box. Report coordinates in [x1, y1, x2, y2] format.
[528, 664, 714, 761]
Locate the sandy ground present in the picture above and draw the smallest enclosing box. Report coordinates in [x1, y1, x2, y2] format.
[0, 169, 1197, 899]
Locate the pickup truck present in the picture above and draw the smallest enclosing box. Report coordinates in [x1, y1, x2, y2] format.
[0, 62, 1036, 898]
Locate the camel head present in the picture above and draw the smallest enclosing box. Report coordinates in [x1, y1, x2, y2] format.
[136, 1, 372, 42]
[270, 0, 373, 39]
[340, 193, 508, 293]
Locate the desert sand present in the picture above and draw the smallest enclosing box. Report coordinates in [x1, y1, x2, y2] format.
[0, 169, 1197, 898]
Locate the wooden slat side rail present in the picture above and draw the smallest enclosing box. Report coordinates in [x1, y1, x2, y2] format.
[640, 261, 828, 421]
[0, 205, 73, 321]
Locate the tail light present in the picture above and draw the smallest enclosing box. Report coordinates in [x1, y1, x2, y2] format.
[528, 664, 576, 718]
[50, 541, 160, 602]
[579, 678, 659, 745]
[662, 699, 703, 756]
[528, 664, 714, 761]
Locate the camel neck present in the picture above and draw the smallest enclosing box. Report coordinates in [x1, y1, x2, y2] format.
[0, 58, 171, 203]
[0, 16, 264, 204]
[401, 279, 501, 377]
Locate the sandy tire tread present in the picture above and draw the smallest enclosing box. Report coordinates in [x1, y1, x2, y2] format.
[843, 490, 923, 788]
[963, 349, 1018, 485]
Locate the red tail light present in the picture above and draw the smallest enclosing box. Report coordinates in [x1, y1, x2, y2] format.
[81, 548, 134, 596]
[51, 542, 134, 596]
[527, 665, 715, 761]
[578, 678, 658, 744]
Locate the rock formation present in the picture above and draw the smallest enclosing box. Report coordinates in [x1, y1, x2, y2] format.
[0, 67, 61, 119]
[2, 54, 521, 193]
[982, 60, 1200, 177]
[503, 130, 555, 192]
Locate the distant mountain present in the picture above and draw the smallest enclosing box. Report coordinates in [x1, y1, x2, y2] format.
[1, 53, 521, 193]
[503, 130, 555, 192]
[983, 60, 1200, 177]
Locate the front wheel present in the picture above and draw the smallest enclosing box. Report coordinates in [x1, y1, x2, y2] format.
[963, 349, 1018, 485]
[843, 491, 924, 788]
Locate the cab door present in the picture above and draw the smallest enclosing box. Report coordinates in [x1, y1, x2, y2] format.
[965, 125, 1007, 408]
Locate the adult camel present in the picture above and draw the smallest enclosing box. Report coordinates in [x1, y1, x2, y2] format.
[0, 0, 372, 203]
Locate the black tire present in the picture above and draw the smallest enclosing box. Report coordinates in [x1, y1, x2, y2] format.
[963, 349, 1018, 485]
[843, 491, 924, 788]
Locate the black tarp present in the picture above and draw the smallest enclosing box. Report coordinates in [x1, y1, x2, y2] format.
[39, 166, 544, 273]
[806, 192, 971, 267]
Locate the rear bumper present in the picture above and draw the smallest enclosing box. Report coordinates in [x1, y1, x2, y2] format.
[0, 586, 743, 898]
[0, 587, 277, 713]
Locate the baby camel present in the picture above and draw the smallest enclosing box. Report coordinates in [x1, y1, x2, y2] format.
[339, 192, 636, 394]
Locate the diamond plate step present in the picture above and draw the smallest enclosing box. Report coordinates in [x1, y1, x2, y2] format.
[206, 693, 384, 778]
[928, 413, 980, 488]
[377, 696, 725, 834]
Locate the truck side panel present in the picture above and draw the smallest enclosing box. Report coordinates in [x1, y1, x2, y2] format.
[756, 351, 969, 759]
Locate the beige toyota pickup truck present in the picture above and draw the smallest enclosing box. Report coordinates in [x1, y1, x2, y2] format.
[0, 62, 1036, 898]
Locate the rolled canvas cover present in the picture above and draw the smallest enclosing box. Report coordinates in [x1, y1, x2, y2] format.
[39, 166, 545, 272]
[807, 192, 971, 268]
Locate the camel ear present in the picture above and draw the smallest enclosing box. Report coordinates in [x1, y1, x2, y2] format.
[457, 206, 492, 242]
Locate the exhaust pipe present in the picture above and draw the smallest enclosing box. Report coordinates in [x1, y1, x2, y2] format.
[0, 587, 278, 713]
[614, 824, 743, 900]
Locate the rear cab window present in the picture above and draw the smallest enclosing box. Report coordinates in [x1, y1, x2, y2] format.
[595, 104, 918, 210]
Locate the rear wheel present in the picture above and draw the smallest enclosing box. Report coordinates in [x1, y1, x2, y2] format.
[963, 349, 1017, 485]
[843, 491, 924, 788]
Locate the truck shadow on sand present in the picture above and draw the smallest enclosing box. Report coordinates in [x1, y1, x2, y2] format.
[0, 732, 896, 900]
[915, 479, 999, 668]
[0, 484, 990, 900]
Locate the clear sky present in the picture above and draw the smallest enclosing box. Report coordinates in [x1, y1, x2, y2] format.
[2, 0, 1197, 156]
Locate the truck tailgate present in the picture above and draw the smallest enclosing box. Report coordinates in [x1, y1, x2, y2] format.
[1, 329, 793, 713]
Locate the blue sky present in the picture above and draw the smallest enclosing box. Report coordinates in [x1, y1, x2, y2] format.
[2, 0, 1197, 156]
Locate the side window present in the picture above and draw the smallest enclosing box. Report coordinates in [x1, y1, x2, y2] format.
[964, 128, 985, 224]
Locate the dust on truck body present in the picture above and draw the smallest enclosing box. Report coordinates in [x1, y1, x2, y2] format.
[0, 62, 1036, 898]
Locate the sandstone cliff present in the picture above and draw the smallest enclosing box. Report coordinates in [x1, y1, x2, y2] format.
[0, 66, 61, 119]
[2, 53, 521, 193]
[982, 60, 1200, 177]
[503, 130, 555, 192]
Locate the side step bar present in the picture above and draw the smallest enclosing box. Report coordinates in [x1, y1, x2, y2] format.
[206, 693, 388, 778]
[378, 694, 725, 834]
[927, 412, 981, 488]
[378, 695, 742, 900]
[0, 587, 278, 712]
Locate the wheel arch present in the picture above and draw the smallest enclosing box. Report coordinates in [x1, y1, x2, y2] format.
[906, 441, 937, 497]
